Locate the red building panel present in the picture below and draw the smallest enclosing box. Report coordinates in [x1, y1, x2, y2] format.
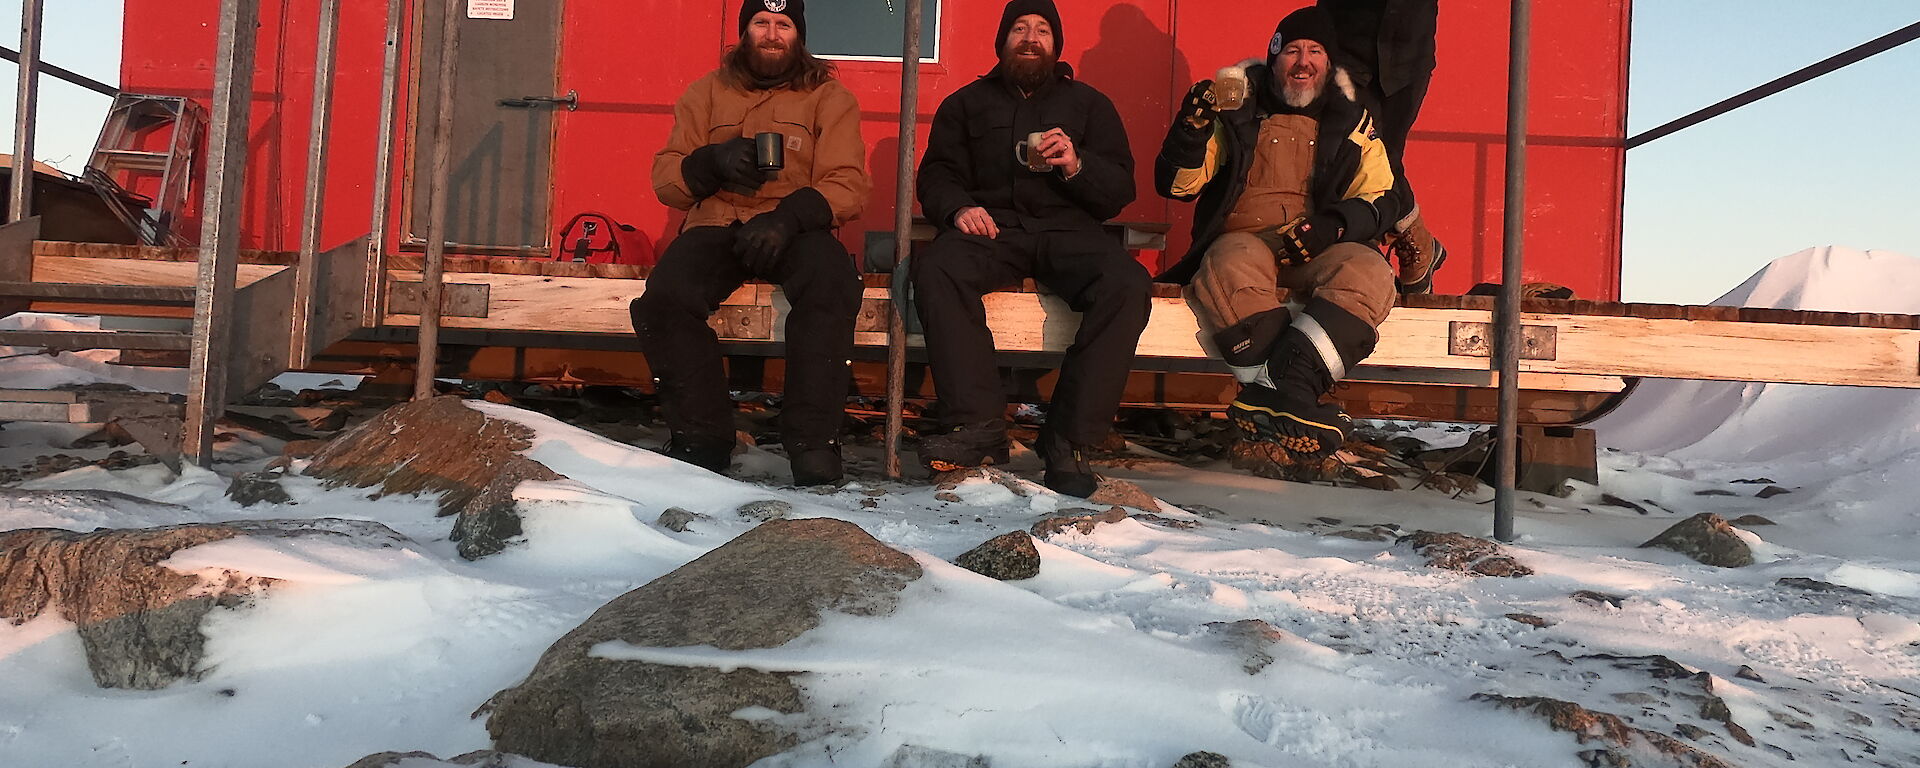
[121, 0, 1628, 299]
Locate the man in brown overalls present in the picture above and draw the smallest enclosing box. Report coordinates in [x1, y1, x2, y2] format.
[1153, 6, 1403, 462]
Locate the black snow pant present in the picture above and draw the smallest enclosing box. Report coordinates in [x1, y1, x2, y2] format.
[1362, 73, 1431, 211]
[910, 227, 1151, 448]
[630, 225, 861, 452]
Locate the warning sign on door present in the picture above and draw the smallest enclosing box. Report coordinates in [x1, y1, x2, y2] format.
[467, 0, 514, 20]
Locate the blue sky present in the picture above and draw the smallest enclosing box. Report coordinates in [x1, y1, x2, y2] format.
[2, 1, 1916, 305]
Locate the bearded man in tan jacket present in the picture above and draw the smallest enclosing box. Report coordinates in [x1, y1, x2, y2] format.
[636, 0, 870, 486]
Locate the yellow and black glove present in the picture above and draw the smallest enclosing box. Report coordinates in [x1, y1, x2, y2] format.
[1257, 213, 1344, 267]
[1177, 80, 1219, 132]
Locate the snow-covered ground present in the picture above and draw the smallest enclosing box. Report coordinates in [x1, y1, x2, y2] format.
[1, 247, 1917, 767]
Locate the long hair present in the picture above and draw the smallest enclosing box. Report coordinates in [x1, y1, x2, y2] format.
[720, 35, 836, 91]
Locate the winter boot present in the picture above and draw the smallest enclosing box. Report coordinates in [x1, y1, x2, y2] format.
[1389, 210, 1448, 295]
[1210, 307, 1292, 385]
[1227, 299, 1376, 461]
[1035, 425, 1098, 499]
[918, 419, 1011, 473]
[788, 442, 844, 487]
[660, 433, 733, 473]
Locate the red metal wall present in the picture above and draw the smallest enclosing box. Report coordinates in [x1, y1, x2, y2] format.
[122, 0, 1628, 299]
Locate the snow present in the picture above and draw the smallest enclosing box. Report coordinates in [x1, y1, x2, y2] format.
[0, 251, 1918, 767]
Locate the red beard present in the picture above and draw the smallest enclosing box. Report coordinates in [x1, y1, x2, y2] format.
[749, 43, 795, 78]
[1001, 42, 1058, 93]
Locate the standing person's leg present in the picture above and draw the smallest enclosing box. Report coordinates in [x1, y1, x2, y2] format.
[763, 229, 863, 484]
[1376, 75, 1447, 294]
[909, 229, 1036, 470]
[629, 226, 751, 471]
[1031, 230, 1151, 496]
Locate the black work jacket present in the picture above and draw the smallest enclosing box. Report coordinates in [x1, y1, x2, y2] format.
[917, 62, 1136, 235]
[1321, 0, 1439, 96]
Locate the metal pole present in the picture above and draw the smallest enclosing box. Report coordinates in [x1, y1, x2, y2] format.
[365, 0, 404, 327]
[1494, 0, 1531, 543]
[183, 0, 260, 466]
[9, 0, 44, 223]
[0, 44, 114, 97]
[414, 0, 459, 400]
[884, 0, 923, 479]
[292, 0, 343, 368]
[1627, 20, 1920, 150]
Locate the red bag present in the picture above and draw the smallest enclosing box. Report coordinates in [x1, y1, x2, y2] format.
[555, 212, 656, 266]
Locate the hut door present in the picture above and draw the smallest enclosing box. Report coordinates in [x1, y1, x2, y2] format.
[406, 0, 564, 254]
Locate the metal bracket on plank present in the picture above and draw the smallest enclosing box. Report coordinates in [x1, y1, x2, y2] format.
[1448, 321, 1558, 361]
[387, 281, 490, 318]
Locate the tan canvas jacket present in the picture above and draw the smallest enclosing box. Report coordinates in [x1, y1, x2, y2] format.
[652, 71, 870, 229]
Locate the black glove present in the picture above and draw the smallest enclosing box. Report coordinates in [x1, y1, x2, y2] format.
[1177, 80, 1219, 132]
[1257, 212, 1344, 267]
[735, 210, 800, 274]
[682, 137, 762, 199]
[733, 188, 833, 274]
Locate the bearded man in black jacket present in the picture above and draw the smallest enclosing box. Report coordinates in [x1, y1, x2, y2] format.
[912, 0, 1145, 498]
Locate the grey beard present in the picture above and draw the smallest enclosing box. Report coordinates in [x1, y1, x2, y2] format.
[1283, 80, 1323, 108]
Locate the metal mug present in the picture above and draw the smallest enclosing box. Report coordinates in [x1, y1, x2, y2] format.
[1212, 65, 1249, 111]
[754, 131, 785, 174]
[1013, 131, 1051, 172]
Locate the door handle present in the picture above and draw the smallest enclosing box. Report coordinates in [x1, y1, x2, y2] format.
[499, 89, 578, 111]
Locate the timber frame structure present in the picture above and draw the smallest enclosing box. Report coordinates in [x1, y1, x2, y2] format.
[2, 1, 1919, 541]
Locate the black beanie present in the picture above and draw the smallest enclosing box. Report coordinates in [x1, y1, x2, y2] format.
[738, 0, 807, 42]
[1268, 6, 1335, 65]
[995, 0, 1065, 56]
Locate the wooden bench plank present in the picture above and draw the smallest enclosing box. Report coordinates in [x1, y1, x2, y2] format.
[24, 251, 1920, 390]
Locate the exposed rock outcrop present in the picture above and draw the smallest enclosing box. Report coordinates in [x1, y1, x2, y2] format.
[304, 396, 562, 559]
[485, 518, 922, 768]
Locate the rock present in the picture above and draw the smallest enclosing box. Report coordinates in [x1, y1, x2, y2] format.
[1471, 694, 1737, 768]
[736, 499, 793, 522]
[657, 507, 702, 533]
[1734, 665, 1765, 683]
[1505, 613, 1554, 628]
[1692, 489, 1736, 497]
[1729, 514, 1775, 526]
[1, 519, 408, 690]
[1171, 752, 1232, 768]
[1571, 590, 1628, 608]
[883, 745, 990, 768]
[283, 438, 330, 460]
[307, 407, 352, 432]
[1398, 531, 1534, 577]
[1753, 485, 1791, 499]
[304, 396, 563, 560]
[485, 518, 922, 768]
[934, 491, 963, 503]
[226, 471, 292, 507]
[1030, 506, 1128, 539]
[1639, 513, 1753, 568]
[953, 531, 1040, 581]
[1775, 576, 1871, 596]
[932, 466, 1030, 496]
[342, 751, 537, 768]
[1131, 513, 1202, 530]
[1086, 476, 1161, 511]
[1205, 618, 1290, 674]
[1598, 494, 1650, 515]
[1674, 723, 1711, 741]
[1326, 528, 1392, 542]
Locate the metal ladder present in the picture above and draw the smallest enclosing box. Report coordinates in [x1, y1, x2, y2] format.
[86, 94, 206, 247]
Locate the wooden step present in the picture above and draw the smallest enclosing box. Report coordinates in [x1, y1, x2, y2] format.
[0, 281, 195, 304]
[0, 329, 191, 351]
